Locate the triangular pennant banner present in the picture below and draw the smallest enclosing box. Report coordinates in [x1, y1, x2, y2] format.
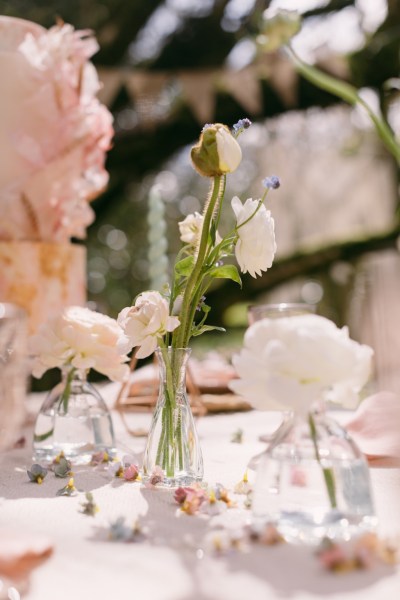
[125, 72, 169, 126]
[221, 67, 262, 116]
[266, 55, 298, 107]
[97, 68, 124, 107]
[179, 71, 216, 124]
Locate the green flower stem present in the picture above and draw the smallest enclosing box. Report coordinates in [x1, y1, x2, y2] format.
[286, 45, 400, 165]
[213, 175, 226, 232]
[154, 346, 189, 477]
[308, 412, 337, 509]
[59, 367, 76, 413]
[236, 189, 269, 231]
[174, 175, 223, 349]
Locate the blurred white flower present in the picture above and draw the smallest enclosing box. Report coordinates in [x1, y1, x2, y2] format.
[118, 291, 180, 359]
[232, 196, 276, 278]
[230, 314, 373, 414]
[178, 212, 204, 246]
[30, 306, 130, 381]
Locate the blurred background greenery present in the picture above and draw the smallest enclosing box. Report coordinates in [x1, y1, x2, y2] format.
[2, 0, 400, 381]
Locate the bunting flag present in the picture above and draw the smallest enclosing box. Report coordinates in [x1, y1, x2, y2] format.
[179, 70, 216, 124]
[97, 56, 299, 127]
[220, 66, 263, 116]
[97, 68, 124, 107]
[266, 55, 298, 107]
[124, 71, 169, 126]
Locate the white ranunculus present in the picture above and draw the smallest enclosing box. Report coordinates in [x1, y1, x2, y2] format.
[178, 212, 204, 246]
[229, 314, 373, 414]
[232, 196, 276, 278]
[215, 126, 242, 173]
[118, 291, 180, 359]
[30, 306, 131, 381]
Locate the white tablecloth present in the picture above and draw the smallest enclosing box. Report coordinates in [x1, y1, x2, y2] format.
[1, 388, 400, 600]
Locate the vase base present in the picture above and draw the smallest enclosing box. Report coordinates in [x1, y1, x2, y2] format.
[33, 445, 117, 466]
[143, 473, 203, 489]
[253, 511, 378, 545]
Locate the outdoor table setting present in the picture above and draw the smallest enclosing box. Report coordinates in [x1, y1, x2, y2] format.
[1, 384, 400, 600]
[1, 9, 400, 600]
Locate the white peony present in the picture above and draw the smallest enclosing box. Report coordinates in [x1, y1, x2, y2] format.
[232, 196, 276, 278]
[118, 291, 180, 359]
[30, 306, 131, 381]
[178, 212, 204, 246]
[215, 125, 242, 173]
[230, 314, 373, 414]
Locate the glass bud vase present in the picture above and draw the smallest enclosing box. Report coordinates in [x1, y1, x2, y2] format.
[33, 368, 116, 465]
[251, 407, 377, 544]
[142, 347, 204, 487]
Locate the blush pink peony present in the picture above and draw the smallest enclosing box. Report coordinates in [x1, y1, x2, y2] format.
[0, 17, 113, 242]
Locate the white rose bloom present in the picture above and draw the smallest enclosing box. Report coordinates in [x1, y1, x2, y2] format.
[232, 196, 276, 278]
[178, 212, 204, 246]
[229, 314, 373, 414]
[215, 126, 242, 173]
[118, 291, 180, 359]
[30, 306, 131, 381]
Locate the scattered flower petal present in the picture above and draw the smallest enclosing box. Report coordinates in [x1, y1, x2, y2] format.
[27, 464, 48, 484]
[56, 477, 77, 496]
[53, 456, 73, 478]
[234, 471, 252, 495]
[80, 492, 99, 517]
[107, 517, 145, 543]
[146, 466, 164, 487]
[231, 428, 243, 443]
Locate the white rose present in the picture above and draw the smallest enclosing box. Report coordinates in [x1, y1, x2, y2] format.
[232, 196, 276, 278]
[30, 306, 131, 381]
[118, 291, 180, 359]
[215, 126, 242, 173]
[178, 212, 204, 246]
[229, 314, 373, 414]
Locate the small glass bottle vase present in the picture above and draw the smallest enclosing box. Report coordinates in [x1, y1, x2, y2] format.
[251, 407, 377, 544]
[143, 347, 204, 487]
[33, 368, 116, 465]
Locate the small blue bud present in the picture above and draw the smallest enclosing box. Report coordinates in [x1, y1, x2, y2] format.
[262, 175, 281, 190]
[233, 118, 252, 134]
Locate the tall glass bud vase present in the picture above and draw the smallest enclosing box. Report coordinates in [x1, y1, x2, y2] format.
[143, 347, 203, 487]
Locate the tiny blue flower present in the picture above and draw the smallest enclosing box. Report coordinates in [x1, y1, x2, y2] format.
[262, 175, 281, 190]
[233, 118, 252, 134]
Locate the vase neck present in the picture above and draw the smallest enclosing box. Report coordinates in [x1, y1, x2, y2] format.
[156, 347, 191, 393]
[61, 367, 88, 386]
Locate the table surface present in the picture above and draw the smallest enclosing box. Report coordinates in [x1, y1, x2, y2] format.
[1, 385, 400, 600]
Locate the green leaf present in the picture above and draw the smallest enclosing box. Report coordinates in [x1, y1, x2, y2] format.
[191, 324, 226, 337]
[175, 255, 194, 276]
[209, 264, 242, 287]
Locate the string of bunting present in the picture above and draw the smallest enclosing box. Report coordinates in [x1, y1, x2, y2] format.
[97, 54, 299, 126]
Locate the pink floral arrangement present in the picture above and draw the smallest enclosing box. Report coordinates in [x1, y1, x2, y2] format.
[0, 17, 113, 242]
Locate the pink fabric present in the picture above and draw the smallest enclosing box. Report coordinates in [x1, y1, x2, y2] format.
[346, 392, 400, 464]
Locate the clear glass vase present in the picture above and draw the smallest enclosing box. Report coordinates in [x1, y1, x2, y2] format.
[251, 407, 377, 544]
[33, 368, 115, 465]
[142, 347, 204, 487]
